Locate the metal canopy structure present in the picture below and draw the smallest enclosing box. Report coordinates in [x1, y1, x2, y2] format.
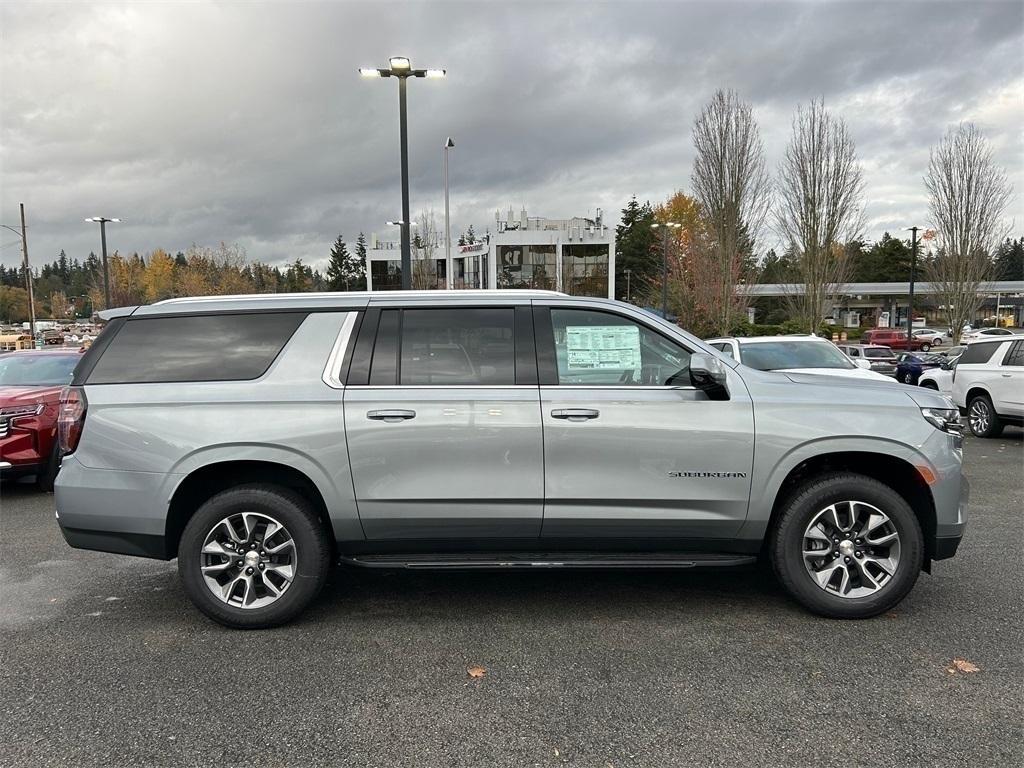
[739, 281, 1024, 297]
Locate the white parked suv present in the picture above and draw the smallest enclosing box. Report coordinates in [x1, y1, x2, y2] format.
[951, 335, 1024, 437]
[706, 335, 895, 382]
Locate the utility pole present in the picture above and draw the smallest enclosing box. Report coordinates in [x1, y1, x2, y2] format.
[20, 203, 36, 340]
[625, 268, 632, 303]
[906, 226, 919, 340]
[651, 221, 680, 319]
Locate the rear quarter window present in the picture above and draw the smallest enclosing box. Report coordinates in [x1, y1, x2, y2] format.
[959, 341, 1002, 365]
[86, 312, 306, 384]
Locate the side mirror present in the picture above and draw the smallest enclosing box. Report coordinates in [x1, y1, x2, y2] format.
[689, 353, 729, 400]
[854, 358, 872, 370]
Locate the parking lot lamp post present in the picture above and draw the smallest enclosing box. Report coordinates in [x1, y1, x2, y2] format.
[906, 226, 919, 339]
[359, 58, 446, 290]
[651, 222, 681, 319]
[624, 268, 632, 303]
[444, 137, 455, 289]
[84, 217, 120, 309]
[386, 221, 417, 289]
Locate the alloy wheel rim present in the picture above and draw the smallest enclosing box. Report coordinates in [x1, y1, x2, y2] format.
[200, 512, 296, 609]
[802, 501, 901, 599]
[969, 400, 990, 434]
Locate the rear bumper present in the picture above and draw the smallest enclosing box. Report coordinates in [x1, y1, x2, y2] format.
[54, 455, 175, 560]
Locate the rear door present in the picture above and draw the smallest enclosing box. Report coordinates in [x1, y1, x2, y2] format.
[343, 303, 544, 540]
[535, 302, 754, 541]
[993, 340, 1024, 416]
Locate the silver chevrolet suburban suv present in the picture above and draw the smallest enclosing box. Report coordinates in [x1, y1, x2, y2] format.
[55, 291, 967, 628]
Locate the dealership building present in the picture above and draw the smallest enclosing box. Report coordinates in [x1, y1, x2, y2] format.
[364, 207, 615, 299]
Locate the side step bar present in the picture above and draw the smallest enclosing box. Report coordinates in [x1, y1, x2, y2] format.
[340, 552, 757, 570]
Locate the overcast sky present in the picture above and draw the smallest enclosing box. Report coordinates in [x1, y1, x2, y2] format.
[1, 0, 1021, 272]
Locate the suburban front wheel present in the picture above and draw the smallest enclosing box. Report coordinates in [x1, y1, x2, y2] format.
[178, 484, 331, 629]
[967, 394, 1003, 438]
[769, 473, 923, 619]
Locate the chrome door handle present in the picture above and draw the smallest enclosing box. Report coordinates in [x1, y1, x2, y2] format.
[367, 409, 416, 422]
[551, 408, 600, 422]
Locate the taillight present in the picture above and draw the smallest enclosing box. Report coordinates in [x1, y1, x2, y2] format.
[58, 386, 87, 455]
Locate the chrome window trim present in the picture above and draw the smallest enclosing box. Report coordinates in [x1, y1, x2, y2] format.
[344, 384, 697, 391]
[321, 312, 358, 389]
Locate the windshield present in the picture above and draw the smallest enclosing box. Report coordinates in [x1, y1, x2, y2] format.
[741, 341, 855, 371]
[0, 354, 78, 386]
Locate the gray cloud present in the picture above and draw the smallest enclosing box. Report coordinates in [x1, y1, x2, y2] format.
[1, 0, 1021, 272]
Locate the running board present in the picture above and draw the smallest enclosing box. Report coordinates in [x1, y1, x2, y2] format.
[340, 552, 757, 570]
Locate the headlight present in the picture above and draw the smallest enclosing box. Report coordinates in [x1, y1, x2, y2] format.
[0, 403, 44, 420]
[921, 407, 962, 434]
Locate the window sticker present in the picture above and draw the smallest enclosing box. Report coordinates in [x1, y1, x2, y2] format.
[565, 325, 641, 371]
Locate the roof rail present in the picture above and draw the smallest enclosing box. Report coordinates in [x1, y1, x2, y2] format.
[152, 289, 567, 306]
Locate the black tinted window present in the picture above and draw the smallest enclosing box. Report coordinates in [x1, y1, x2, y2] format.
[1003, 340, 1024, 367]
[959, 341, 1001, 365]
[400, 308, 515, 385]
[87, 313, 305, 384]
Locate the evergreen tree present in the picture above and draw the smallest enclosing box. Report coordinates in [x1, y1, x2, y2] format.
[614, 195, 656, 302]
[993, 237, 1023, 281]
[325, 234, 365, 291]
[849, 232, 913, 282]
[465, 225, 476, 245]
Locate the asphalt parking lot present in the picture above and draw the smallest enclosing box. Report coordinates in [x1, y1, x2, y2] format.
[2, 434, 1022, 768]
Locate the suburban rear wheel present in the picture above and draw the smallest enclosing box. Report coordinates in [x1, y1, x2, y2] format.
[769, 473, 923, 619]
[178, 484, 331, 629]
[967, 394, 1003, 438]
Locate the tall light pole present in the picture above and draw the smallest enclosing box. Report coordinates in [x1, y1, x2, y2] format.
[651, 221, 680, 319]
[85, 216, 120, 308]
[444, 137, 455, 289]
[1, 203, 35, 337]
[624, 268, 632, 303]
[906, 226, 919, 339]
[359, 57, 446, 290]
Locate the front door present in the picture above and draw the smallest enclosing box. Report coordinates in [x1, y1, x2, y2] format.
[343, 305, 544, 540]
[535, 304, 754, 541]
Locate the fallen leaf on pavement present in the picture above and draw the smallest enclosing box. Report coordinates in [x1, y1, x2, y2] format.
[467, 665, 486, 679]
[948, 658, 980, 674]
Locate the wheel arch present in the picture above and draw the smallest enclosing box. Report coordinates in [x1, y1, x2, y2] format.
[166, 460, 336, 559]
[761, 450, 938, 566]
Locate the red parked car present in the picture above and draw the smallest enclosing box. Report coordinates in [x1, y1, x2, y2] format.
[861, 328, 932, 351]
[0, 348, 82, 490]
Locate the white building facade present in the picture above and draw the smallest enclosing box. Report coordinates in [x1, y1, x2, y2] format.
[363, 208, 615, 299]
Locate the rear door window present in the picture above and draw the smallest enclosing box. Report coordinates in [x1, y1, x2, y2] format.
[399, 308, 516, 385]
[1002, 340, 1024, 367]
[86, 312, 305, 384]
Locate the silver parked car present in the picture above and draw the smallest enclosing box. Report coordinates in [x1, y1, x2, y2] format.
[55, 292, 968, 628]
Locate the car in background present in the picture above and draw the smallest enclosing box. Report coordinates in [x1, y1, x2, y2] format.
[0, 348, 82, 490]
[893, 351, 946, 385]
[706, 336, 895, 381]
[918, 354, 961, 396]
[912, 328, 949, 347]
[960, 327, 1016, 343]
[834, 344, 898, 377]
[861, 328, 931, 351]
[951, 335, 1024, 437]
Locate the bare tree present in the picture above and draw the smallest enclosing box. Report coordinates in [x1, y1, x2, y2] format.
[411, 210, 441, 290]
[924, 124, 1013, 342]
[776, 99, 865, 332]
[692, 89, 771, 334]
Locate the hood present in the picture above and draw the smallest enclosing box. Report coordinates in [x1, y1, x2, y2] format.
[778, 367, 896, 382]
[0, 384, 63, 407]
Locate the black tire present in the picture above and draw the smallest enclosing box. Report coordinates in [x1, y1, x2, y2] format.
[919, 342, 931, 352]
[178, 484, 331, 629]
[769, 472, 923, 619]
[966, 394, 1004, 438]
[920, 380, 938, 390]
[36, 441, 61, 492]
